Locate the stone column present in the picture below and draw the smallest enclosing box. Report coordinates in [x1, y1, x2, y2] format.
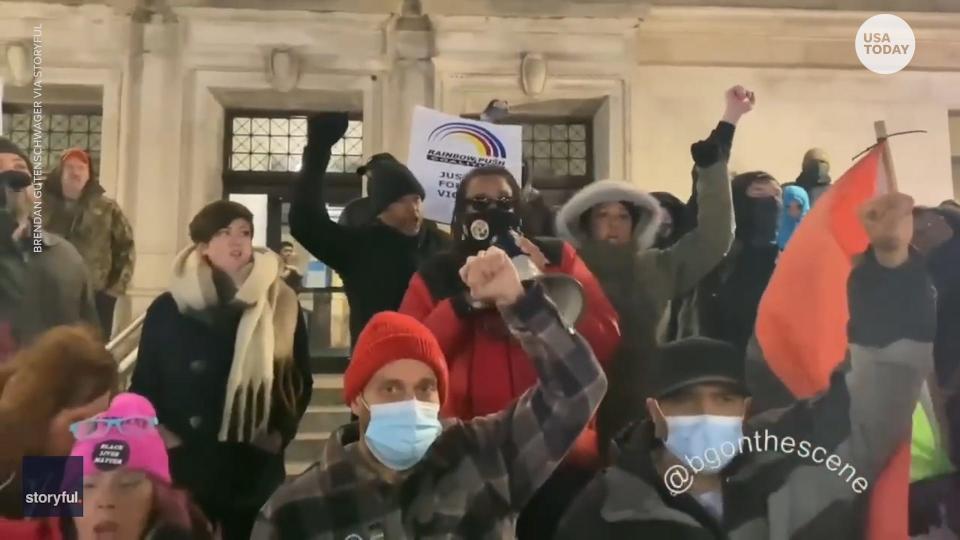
[121, 13, 185, 318]
[380, 15, 434, 161]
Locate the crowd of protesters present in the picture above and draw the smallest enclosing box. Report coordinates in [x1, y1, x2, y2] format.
[0, 83, 957, 540]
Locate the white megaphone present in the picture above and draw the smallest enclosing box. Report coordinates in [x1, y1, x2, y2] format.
[488, 229, 585, 328]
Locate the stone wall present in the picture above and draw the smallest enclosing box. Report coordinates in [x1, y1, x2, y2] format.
[0, 0, 958, 321]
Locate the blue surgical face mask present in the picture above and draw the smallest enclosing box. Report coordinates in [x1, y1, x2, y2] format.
[664, 415, 744, 472]
[363, 399, 442, 471]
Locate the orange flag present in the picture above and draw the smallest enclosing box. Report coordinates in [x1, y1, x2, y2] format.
[756, 143, 907, 539]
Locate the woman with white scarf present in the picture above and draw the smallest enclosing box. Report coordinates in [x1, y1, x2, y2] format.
[130, 200, 312, 540]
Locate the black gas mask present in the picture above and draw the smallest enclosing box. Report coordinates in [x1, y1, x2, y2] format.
[460, 197, 521, 254]
[0, 170, 31, 247]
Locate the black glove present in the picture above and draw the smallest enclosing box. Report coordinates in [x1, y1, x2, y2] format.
[690, 140, 721, 168]
[306, 113, 349, 149]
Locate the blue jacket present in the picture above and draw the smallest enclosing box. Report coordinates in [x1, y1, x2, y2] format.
[777, 185, 810, 250]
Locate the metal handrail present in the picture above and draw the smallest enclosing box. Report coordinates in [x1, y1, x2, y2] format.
[118, 347, 140, 389]
[107, 312, 146, 389]
[105, 312, 147, 352]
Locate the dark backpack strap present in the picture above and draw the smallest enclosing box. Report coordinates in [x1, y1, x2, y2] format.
[532, 237, 566, 267]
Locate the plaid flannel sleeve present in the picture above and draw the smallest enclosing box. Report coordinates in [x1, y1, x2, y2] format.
[461, 284, 607, 511]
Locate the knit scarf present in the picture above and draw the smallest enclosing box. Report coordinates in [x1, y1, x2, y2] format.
[169, 246, 298, 442]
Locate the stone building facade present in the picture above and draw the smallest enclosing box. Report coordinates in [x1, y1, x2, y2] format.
[1, 0, 959, 321]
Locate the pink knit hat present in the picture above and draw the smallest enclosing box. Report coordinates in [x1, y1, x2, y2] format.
[69, 393, 170, 483]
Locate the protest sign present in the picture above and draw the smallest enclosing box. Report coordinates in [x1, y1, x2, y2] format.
[407, 106, 522, 224]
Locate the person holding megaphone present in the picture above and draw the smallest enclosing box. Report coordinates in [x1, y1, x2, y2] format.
[399, 164, 620, 539]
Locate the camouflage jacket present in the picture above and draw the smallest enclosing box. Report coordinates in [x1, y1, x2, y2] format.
[42, 179, 135, 295]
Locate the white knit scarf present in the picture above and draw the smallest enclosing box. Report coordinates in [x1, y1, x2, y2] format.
[169, 246, 298, 442]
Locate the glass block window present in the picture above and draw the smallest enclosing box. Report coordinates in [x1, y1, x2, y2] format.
[1, 106, 102, 170]
[521, 122, 590, 179]
[228, 114, 363, 174]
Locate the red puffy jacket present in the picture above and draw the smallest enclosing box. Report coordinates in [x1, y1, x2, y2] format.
[399, 240, 620, 468]
[0, 518, 63, 540]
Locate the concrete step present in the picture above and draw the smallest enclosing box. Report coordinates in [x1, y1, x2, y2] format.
[285, 431, 329, 464]
[310, 374, 344, 406]
[299, 405, 352, 434]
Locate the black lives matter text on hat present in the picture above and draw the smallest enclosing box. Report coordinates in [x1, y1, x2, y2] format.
[92, 440, 131, 471]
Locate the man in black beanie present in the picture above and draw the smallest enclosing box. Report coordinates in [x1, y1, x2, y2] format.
[289, 114, 449, 346]
[0, 136, 98, 359]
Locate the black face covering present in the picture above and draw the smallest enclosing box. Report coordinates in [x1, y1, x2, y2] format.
[460, 207, 521, 254]
[748, 197, 781, 247]
[797, 160, 830, 187]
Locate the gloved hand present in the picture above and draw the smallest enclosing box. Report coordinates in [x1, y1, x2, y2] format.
[690, 139, 721, 169]
[306, 113, 349, 149]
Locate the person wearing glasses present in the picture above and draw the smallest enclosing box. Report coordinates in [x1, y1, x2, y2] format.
[69, 392, 213, 540]
[399, 165, 620, 539]
[0, 137, 99, 361]
[0, 325, 117, 538]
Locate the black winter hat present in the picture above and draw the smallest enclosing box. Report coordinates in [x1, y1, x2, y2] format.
[358, 153, 426, 216]
[189, 200, 254, 244]
[338, 196, 375, 227]
[652, 337, 747, 399]
[0, 136, 30, 167]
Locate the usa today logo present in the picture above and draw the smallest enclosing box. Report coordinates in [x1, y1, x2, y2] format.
[856, 14, 916, 75]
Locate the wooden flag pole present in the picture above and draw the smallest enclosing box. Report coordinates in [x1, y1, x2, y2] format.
[874, 120, 900, 193]
[875, 120, 954, 480]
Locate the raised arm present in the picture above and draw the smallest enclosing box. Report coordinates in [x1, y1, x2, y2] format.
[686, 85, 753, 214]
[759, 194, 935, 483]
[448, 247, 607, 511]
[288, 114, 358, 275]
[654, 142, 734, 296]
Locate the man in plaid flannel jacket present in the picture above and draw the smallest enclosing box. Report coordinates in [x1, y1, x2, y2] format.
[252, 246, 608, 539]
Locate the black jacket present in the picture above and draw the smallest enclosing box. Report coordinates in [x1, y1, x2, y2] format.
[130, 293, 312, 508]
[290, 143, 450, 345]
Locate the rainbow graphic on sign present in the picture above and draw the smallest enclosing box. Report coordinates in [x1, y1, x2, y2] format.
[427, 122, 507, 159]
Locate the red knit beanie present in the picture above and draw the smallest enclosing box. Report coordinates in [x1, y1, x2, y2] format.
[344, 311, 448, 405]
[60, 147, 91, 167]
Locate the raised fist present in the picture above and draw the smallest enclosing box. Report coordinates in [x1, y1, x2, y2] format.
[723, 85, 756, 124]
[306, 113, 350, 149]
[459, 246, 524, 307]
[859, 192, 914, 268]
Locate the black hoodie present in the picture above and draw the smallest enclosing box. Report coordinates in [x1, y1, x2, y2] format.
[289, 115, 450, 345]
[925, 202, 960, 469]
[687, 172, 781, 353]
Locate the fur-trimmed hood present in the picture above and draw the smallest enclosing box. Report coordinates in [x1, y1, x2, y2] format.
[556, 180, 662, 251]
